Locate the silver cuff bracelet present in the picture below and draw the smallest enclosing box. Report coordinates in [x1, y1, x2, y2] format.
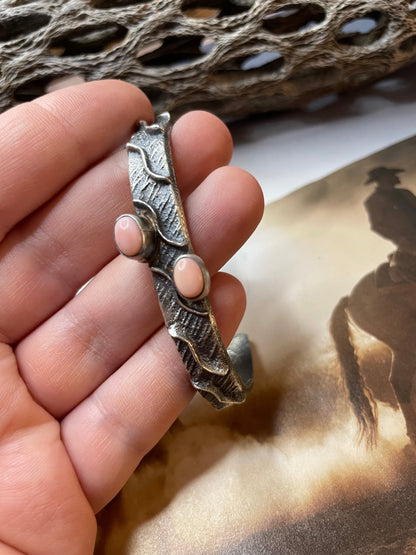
[114, 113, 253, 409]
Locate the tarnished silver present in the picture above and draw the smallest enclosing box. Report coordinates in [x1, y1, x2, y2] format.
[120, 112, 253, 409]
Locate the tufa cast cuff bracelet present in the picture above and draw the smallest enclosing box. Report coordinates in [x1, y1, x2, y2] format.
[114, 113, 252, 409]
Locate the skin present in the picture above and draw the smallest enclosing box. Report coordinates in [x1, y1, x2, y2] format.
[0, 80, 263, 554]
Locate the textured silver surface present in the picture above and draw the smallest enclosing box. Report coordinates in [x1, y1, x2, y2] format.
[126, 112, 252, 408]
[1, 1, 416, 118]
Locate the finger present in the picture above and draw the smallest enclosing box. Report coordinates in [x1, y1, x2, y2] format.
[16, 166, 263, 417]
[171, 110, 233, 197]
[61, 272, 245, 512]
[0, 112, 234, 344]
[0, 80, 153, 241]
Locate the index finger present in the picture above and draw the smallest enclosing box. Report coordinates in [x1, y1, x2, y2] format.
[0, 80, 153, 241]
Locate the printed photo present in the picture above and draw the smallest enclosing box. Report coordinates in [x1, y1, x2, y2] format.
[96, 135, 416, 555]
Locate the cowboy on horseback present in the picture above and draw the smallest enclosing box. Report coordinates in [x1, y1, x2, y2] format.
[331, 166, 416, 447]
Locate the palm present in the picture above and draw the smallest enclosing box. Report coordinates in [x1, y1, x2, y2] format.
[0, 345, 95, 552]
[0, 81, 262, 554]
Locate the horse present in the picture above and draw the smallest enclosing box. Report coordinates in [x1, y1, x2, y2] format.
[330, 262, 416, 447]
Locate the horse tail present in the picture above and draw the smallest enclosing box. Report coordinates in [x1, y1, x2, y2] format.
[330, 296, 378, 447]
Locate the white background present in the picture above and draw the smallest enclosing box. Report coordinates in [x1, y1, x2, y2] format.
[230, 62, 416, 204]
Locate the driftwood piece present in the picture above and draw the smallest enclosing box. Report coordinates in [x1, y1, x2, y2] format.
[0, 0, 416, 118]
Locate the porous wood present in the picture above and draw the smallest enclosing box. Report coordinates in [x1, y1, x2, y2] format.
[0, 0, 415, 118]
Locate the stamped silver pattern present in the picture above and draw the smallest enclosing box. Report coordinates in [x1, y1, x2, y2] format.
[124, 113, 253, 408]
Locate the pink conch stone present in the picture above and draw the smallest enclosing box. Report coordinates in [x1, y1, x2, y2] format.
[114, 216, 143, 257]
[173, 256, 205, 299]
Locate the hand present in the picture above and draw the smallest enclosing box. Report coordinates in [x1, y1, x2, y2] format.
[0, 81, 263, 554]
